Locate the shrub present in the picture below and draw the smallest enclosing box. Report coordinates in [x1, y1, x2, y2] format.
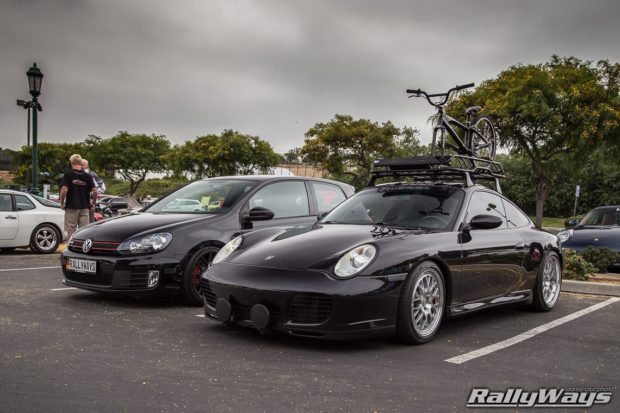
[580, 247, 620, 273]
[562, 249, 597, 281]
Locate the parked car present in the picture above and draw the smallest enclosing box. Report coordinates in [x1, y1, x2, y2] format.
[201, 157, 562, 343]
[558, 205, 620, 272]
[0, 189, 65, 253]
[60, 176, 354, 304]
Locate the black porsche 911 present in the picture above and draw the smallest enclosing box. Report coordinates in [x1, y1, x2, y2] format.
[201, 156, 562, 343]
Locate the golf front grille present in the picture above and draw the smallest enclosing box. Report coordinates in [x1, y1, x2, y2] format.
[288, 293, 333, 324]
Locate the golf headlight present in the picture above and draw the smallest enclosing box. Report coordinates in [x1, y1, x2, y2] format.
[213, 236, 243, 264]
[118, 233, 172, 254]
[334, 244, 376, 278]
[557, 229, 573, 243]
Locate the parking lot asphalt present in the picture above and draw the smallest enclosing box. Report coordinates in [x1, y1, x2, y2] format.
[1, 252, 618, 413]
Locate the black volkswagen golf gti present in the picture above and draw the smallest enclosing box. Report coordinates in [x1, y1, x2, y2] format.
[201, 157, 562, 343]
[60, 176, 354, 304]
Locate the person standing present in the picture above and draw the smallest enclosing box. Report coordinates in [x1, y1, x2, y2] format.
[82, 158, 105, 223]
[59, 154, 97, 240]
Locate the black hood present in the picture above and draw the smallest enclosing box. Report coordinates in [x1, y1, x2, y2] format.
[232, 224, 422, 270]
[72, 212, 218, 242]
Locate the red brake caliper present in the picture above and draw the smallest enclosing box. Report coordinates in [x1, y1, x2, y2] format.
[192, 264, 202, 288]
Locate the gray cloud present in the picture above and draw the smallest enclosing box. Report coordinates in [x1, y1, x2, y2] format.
[1, 0, 618, 154]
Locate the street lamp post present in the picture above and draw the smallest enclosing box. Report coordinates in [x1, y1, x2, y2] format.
[26, 63, 43, 195]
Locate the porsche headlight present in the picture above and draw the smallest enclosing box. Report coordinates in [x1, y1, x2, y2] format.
[212, 236, 243, 264]
[117, 233, 172, 254]
[334, 244, 377, 278]
[557, 229, 573, 243]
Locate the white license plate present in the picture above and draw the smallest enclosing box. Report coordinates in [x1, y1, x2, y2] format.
[67, 258, 97, 274]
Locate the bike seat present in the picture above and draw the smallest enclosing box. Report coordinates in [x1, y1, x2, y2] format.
[465, 106, 482, 115]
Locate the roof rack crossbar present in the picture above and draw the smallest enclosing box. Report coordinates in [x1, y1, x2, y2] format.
[368, 155, 505, 193]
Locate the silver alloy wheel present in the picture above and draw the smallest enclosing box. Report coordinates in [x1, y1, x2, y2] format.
[542, 254, 561, 307]
[35, 227, 58, 252]
[411, 267, 444, 337]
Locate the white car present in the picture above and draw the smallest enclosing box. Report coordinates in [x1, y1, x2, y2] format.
[0, 189, 65, 254]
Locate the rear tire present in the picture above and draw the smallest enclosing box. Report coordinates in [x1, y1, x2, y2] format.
[530, 252, 561, 311]
[181, 246, 220, 306]
[395, 261, 446, 344]
[472, 116, 497, 159]
[29, 224, 61, 254]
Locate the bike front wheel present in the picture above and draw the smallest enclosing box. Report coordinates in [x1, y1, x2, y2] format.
[472, 116, 497, 160]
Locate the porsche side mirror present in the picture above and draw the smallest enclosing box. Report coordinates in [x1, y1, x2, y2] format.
[244, 207, 275, 222]
[465, 214, 503, 231]
[317, 211, 329, 221]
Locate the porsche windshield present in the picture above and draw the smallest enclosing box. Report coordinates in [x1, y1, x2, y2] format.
[322, 185, 465, 230]
[145, 179, 258, 214]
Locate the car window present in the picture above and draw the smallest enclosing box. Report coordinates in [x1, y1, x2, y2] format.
[466, 191, 507, 228]
[32, 195, 61, 208]
[0, 194, 13, 211]
[502, 199, 531, 228]
[322, 186, 464, 230]
[580, 207, 620, 226]
[15, 194, 36, 211]
[311, 182, 347, 214]
[147, 179, 258, 214]
[249, 181, 310, 218]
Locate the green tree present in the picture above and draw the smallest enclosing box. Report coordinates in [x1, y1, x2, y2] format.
[164, 130, 280, 178]
[301, 114, 421, 189]
[449, 56, 620, 226]
[11, 142, 85, 189]
[87, 132, 170, 195]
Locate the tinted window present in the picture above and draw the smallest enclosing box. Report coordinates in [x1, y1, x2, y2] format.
[466, 191, 507, 228]
[15, 194, 36, 211]
[502, 199, 531, 228]
[0, 194, 12, 211]
[249, 181, 310, 218]
[323, 186, 464, 230]
[311, 182, 347, 214]
[147, 179, 258, 214]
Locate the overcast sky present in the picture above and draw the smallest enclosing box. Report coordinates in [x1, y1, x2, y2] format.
[1, 0, 618, 155]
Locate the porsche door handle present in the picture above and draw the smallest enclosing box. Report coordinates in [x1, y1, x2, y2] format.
[4, 215, 17, 220]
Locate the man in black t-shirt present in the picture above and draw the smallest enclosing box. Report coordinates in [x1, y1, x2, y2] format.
[59, 154, 97, 240]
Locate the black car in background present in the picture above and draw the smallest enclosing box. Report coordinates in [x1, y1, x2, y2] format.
[60, 176, 354, 304]
[558, 205, 620, 272]
[202, 157, 562, 343]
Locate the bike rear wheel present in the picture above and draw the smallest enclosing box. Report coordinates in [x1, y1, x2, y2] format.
[471, 116, 497, 159]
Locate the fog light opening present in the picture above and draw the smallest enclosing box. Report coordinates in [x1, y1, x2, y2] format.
[147, 270, 160, 288]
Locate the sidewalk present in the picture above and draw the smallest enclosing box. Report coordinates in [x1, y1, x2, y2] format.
[562, 273, 620, 297]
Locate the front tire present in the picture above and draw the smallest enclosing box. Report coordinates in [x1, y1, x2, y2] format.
[181, 246, 220, 306]
[395, 261, 446, 344]
[472, 116, 497, 160]
[531, 252, 562, 311]
[29, 224, 61, 254]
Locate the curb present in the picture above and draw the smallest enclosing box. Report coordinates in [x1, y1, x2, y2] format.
[561, 280, 620, 297]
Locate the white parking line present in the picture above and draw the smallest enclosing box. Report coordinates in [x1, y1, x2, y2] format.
[0, 266, 59, 272]
[445, 297, 620, 365]
[50, 287, 77, 291]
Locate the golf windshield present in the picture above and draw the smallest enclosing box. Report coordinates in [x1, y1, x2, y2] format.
[321, 186, 465, 230]
[145, 179, 258, 214]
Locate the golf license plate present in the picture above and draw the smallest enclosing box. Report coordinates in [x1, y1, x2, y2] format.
[67, 258, 97, 274]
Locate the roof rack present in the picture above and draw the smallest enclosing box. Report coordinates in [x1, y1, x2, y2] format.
[368, 155, 505, 193]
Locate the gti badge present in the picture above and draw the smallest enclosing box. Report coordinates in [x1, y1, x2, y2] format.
[82, 239, 93, 253]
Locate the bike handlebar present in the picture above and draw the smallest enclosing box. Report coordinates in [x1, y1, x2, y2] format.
[406, 83, 475, 107]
